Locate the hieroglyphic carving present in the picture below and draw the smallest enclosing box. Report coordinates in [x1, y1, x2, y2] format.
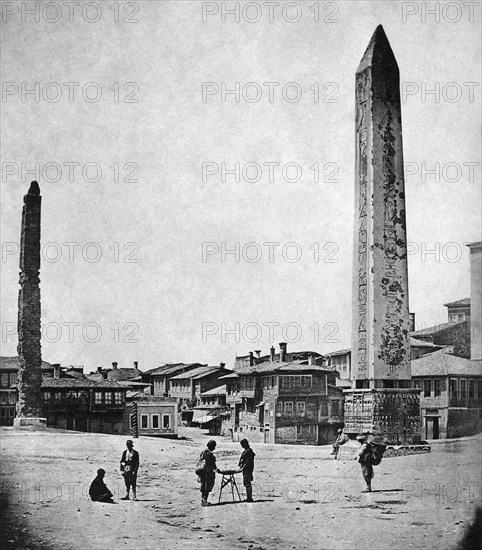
[355, 68, 370, 376]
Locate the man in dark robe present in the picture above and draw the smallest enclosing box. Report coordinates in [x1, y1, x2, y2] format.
[198, 439, 218, 506]
[356, 434, 374, 492]
[89, 469, 114, 503]
[238, 438, 255, 502]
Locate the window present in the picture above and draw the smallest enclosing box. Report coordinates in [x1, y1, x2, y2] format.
[276, 400, 282, 414]
[1, 409, 6, 417]
[9, 373, 17, 386]
[460, 379, 467, 398]
[434, 380, 441, 397]
[141, 414, 149, 429]
[104, 392, 112, 405]
[54, 392, 61, 401]
[301, 376, 312, 389]
[296, 425, 302, 436]
[94, 392, 102, 405]
[458, 313, 465, 322]
[0, 393, 7, 404]
[162, 414, 171, 429]
[151, 414, 160, 429]
[450, 379, 458, 398]
[9, 409, 15, 417]
[1, 374, 8, 387]
[43, 391, 51, 402]
[413, 379, 422, 390]
[308, 425, 316, 435]
[284, 402, 293, 416]
[8, 393, 16, 404]
[296, 402, 305, 416]
[468, 380, 475, 399]
[331, 401, 340, 416]
[424, 380, 431, 397]
[114, 392, 123, 405]
[320, 401, 328, 416]
[449, 313, 457, 323]
[241, 377, 254, 391]
[478, 380, 482, 400]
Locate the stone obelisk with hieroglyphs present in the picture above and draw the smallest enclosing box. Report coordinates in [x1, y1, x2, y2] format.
[344, 26, 421, 443]
[14, 181, 46, 428]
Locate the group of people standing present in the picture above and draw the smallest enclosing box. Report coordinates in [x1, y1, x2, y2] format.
[89, 432, 381, 504]
[197, 438, 255, 506]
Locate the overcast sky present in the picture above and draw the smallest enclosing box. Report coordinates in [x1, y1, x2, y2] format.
[1, 0, 480, 372]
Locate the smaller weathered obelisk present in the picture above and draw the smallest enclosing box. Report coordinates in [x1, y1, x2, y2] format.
[14, 181, 46, 427]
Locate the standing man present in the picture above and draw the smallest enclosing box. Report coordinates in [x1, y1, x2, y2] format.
[89, 468, 114, 503]
[330, 428, 348, 459]
[356, 434, 373, 492]
[198, 439, 218, 506]
[238, 438, 255, 502]
[120, 439, 140, 501]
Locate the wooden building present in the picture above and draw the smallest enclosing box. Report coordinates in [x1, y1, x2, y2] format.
[411, 347, 482, 439]
[41, 377, 127, 433]
[223, 344, 344, 445]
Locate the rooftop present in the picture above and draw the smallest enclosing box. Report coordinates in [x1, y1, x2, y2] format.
[411, 321, 466, 338]
[201, 384, 226, 396]
[411, 348, 482, 377]
[443, 298, 470, 308]
[235, 360, 334, 376]
[41, 378, 126, 389]
[170, 366, 226, 381]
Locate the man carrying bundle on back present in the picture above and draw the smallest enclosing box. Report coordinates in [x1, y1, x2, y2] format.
[356, 433, 387, 492]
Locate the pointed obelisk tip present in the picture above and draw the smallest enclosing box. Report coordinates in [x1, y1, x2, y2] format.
[28, 181, 40, 195]
[357, 24, 396, 73]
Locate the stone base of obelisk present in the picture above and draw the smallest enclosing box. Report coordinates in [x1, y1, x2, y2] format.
[13, 417, 48, 429]
[342, 388, 422, 445]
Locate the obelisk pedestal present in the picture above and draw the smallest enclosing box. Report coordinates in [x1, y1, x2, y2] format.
[14, 181, 47, 428]
[343, 26, 421, 444]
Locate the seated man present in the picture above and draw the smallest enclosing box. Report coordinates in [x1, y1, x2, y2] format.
[89, 468, 114, 503]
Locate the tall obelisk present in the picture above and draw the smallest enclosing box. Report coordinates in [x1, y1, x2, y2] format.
[14, 181, 46, 427]
[344, 26, 421, 443]
[351, 25, 411, 386]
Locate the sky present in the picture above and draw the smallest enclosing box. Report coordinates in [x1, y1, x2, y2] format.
[1, 0, 480, 373]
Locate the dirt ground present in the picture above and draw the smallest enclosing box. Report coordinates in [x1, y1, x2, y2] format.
[0, 427, 480, 550]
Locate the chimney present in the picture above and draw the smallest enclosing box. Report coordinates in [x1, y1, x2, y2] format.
[112, 362, 118, 370]
[220, 362, 226, 368]
[270, 346, 275, 362]
[255, 350, 261, 359]
[279, 342, 287, 363]
[134, 361, 139, 370]
[249, 352, 254, 367]
[308, 354, 313, 366]
[409, 312, 416, 332]
[97, 366, 102, 374]
[53, 364, 61, 379]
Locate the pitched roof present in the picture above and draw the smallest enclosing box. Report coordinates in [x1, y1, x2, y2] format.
[148, 363, 205, 377]
[1, 357, 54, 370]
[443, 298, 470, 308]
[201, 384, 226, 396]
[170, 366, 226, 380]
[410, 337, 442, 348]
[41, 378, 126, 389]
[411, 348, 482, 377]
[325, 349, 351, 357]
[107, 368, 141, 382]
[411, 321, 466, 338]
[235, 360, 333, 376]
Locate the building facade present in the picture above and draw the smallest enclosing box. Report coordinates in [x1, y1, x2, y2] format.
[412, 348, 482, 439]
[125, 395, 178, 437]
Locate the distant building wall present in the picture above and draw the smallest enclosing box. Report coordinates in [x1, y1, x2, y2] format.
[469, 243, 482, 360]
